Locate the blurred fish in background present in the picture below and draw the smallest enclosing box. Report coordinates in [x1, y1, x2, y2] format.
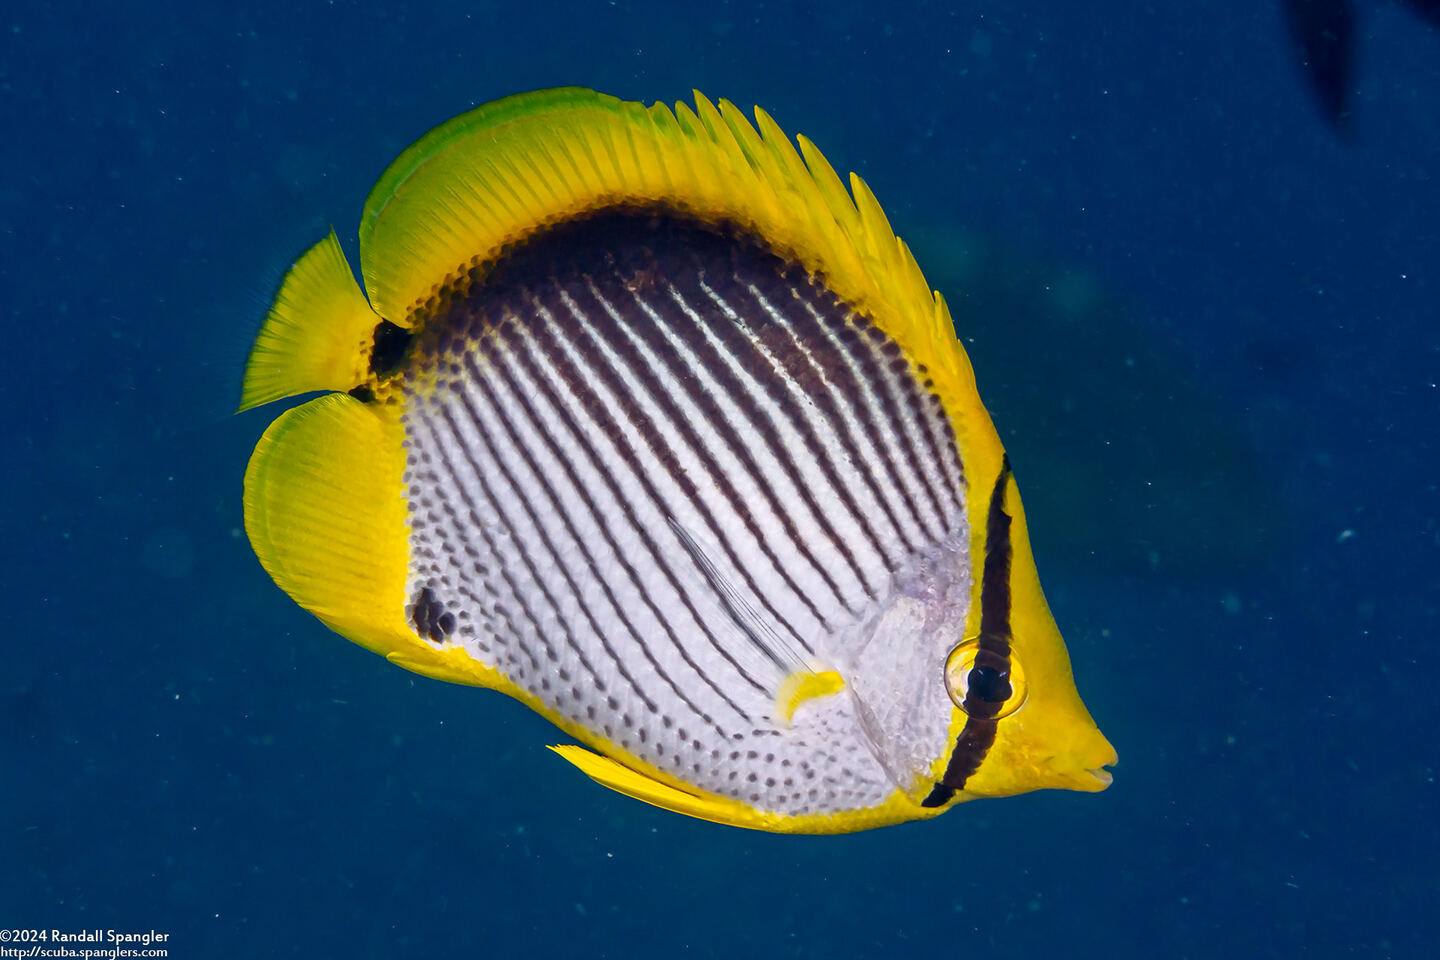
[1283, 0, 1440, 134]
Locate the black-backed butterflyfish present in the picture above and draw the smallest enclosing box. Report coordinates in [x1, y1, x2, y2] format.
[239, 88, 1116, 833]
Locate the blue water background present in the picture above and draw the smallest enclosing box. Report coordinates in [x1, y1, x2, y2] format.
[3, 2, 1437, 957]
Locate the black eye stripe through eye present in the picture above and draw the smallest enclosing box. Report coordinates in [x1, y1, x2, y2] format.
[945, 638, 1028, 721]
[967, 665, 1012, 704]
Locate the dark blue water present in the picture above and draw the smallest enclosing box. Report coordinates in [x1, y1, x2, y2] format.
[5, 2, 1437, 957]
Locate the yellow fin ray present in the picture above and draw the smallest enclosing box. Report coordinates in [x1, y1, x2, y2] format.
[640, 104, 684, 198]
[716, 98, 771, 174]
[692, 93, 750, 172]
[753, 108, 827, 232]
[850, 174, 901, 286]
[238, 230, 378, 412]
[670, 101, 728, 207]
[795, 134, 861, 236]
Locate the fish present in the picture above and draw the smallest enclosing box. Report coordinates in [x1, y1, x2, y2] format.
[1283, 0, 1440, 135]
[238, 87, 1116, 833]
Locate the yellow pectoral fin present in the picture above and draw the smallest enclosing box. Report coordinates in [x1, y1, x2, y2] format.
[775, 669, 846, 725]
[548, 745, 770, 830]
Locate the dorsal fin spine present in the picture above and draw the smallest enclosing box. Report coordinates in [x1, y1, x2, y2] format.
[241, 88, 1005, 509]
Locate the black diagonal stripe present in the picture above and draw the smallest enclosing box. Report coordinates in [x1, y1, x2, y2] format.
[790, 295, 936, 550]
[483, 324, 755, 726]
[672, 269, 897, 584]
[520, 286, 818, 671]
[861, 322, 964, 536]
[737, 274, 921, 561]
[584, 273, 865, 620]
[913, 362, 967, 505]
[411, 415, 602, 695]
[811, 303, 957, 542]
[918, 386, 967, 518]
[922, 455, 1014, 807]
[442, 384, 665, 720]
[559, 277, 834, 640]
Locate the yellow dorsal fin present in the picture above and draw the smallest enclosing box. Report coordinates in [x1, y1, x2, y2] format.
[347, 88, 990, 457]
[239, 230, 379, 412]
[244, 90, 1002, 499]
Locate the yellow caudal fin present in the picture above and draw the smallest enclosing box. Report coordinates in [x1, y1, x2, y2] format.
[238, 230, 380, 412]
[548, 745, 769, 830]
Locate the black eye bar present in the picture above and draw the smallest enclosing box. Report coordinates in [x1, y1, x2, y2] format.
[921, 455, 1013, 807]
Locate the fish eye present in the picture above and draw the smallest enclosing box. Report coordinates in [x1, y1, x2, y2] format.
[944, 637, 1028, 719]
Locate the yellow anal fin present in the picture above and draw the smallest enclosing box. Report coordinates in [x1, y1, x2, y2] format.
[246, 392, 518, 692]
[239, 229, 380, 412]
[548, 745, 767, 830]
[243, 392, 415, 658]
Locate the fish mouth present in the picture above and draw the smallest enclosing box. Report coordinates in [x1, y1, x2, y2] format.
[1085, 766, 1114, 789]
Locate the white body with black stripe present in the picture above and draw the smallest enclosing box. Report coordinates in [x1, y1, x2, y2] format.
[402, 212, 971, 818]
[239, 88, 1116, 834]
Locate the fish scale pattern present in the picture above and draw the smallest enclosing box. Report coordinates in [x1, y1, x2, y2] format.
[400, 210, 970, 815]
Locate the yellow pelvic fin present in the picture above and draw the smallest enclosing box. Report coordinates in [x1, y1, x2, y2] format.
[775, 669, 845, 725]
[239, 230, 380, 412]
[548, 743, 943, 834]
[548, 745, 774, 831]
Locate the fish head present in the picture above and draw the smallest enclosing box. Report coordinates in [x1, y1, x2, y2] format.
[951, 483, 1117, 800]
[848, 548, 1114, 808]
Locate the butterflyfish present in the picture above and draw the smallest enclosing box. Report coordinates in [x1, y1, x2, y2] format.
[239, 88, 1116, 833]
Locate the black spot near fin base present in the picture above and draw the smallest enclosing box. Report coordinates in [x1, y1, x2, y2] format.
[408, 586, 456, 643]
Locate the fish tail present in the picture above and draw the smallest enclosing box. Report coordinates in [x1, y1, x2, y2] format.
[238, 229, 380, 412]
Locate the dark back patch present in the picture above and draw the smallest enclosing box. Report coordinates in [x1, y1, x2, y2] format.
[410, 207, 831, 353]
